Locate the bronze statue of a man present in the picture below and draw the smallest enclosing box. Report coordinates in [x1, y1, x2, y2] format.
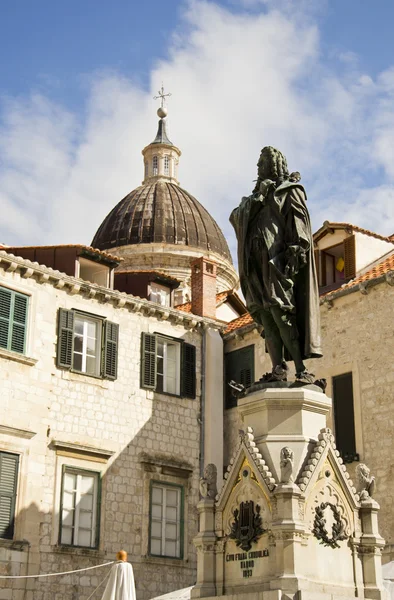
[230, 146, 322, 383]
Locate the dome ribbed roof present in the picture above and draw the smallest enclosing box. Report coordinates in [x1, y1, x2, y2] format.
[91, 181, 232, 263]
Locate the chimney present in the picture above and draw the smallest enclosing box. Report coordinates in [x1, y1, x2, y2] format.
[191, 257, 217, 319]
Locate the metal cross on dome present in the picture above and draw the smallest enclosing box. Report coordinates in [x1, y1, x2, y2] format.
[154, 85, 172, 108]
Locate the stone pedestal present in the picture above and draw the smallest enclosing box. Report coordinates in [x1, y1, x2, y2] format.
[192, 386, 387, 600]
[238, 387, 331, 482]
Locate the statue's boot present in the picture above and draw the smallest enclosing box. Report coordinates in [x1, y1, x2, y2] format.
[295, 370, 315, 384]
[261, 363, 288, 382]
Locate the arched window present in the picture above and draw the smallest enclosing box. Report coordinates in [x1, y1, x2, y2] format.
[145, 161, 149, 179]
[153, 156, 158, 176]
[164, 156, 170, 176]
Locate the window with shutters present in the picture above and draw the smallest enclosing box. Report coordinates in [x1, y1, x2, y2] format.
[332, 372, 359, 463]
[57, 309, 119, 380]
[149, 482, 183, 558]
[140, 333, 196, 398]
[0, 287, 28, 355]
[60, 467, 100, 548]
[0, 451, 19, 540]
[225, 345, 255, 409]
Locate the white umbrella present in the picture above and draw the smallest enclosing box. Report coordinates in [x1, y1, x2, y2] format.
[101, 552, 136, 600]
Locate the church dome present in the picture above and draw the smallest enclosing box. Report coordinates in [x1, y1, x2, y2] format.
[90, 89, 238, 297]
[91, 180, 232, 263]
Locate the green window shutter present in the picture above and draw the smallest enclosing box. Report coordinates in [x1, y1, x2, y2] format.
[0, 288, 28, 354]
[103, 321, 119, 380]
[0, 452, 19, 540]
[141, 332, 157, 389]
[182, 343, 196, 399]
[57, 309, 74, 369]
[225, 345, 255, 409]
[10, 293, 28, 354]
[0, 287, 12, 350]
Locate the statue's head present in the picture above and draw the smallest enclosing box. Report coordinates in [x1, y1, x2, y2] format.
[356, 463, 370, 483]
[280, 446, 293, 460]
[257, 146, 289, 186]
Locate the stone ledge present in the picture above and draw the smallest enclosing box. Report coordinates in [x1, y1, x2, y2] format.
[141, 554, 191, 569]
[0, 347, 38, 366]
[139, 451, 194, 478]
[0, 424, 36, 439]
[52, 544, 105, 559]
[51, 440, 115, 462]
[0, 539, 30, 551]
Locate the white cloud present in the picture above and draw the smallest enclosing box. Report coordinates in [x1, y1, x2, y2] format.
[0, 0, 394, 256]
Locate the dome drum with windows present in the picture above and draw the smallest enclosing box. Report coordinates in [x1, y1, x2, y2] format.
[91, 96, 238, 298]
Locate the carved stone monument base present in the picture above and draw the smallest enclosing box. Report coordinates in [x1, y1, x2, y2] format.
[192, 387, 387, 600]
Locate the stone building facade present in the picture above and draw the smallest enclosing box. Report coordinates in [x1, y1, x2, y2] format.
[0, 248, 228, 600]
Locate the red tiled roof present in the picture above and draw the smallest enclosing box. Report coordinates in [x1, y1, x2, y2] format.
[313, 221, 394, 244]
[224, 312, 254, 333]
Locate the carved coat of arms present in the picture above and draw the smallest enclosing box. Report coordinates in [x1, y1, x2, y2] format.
[229, 501, 266, 551]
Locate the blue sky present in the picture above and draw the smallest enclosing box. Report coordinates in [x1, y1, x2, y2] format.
[1, 0, 394, 256]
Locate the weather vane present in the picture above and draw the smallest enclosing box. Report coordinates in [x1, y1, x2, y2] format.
[154, 84, 172, 109]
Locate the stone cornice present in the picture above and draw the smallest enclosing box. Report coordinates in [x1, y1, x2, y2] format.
[0, 424, 36, 439]
[0, 251, 225, 332]
[51, 440, 115, 460]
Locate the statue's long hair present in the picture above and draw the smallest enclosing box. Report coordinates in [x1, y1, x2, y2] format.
[253, 146, 290, 192]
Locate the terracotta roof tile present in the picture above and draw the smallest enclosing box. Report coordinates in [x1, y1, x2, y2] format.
[313, 221, 394, 243]
[224, 312, 254, 333]
[176, 302, 192, 313]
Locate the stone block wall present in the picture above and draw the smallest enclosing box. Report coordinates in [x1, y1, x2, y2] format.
[0, 262, 205, 600]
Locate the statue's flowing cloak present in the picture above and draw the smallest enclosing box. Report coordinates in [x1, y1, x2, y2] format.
[230, 180, 322, 360]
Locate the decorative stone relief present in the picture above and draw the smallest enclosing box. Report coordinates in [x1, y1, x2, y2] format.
[217, 426, 275, 509]
[356, 463, 376, 501]
[280, 446, 294, 483]
[298, 428, 359, 501]
[312, 502, 348, 548]
[228, 501, 267, 552]
[223, 462, 271, 536]
[307, 481, 352, 544]
[215, 510, 223, 533]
